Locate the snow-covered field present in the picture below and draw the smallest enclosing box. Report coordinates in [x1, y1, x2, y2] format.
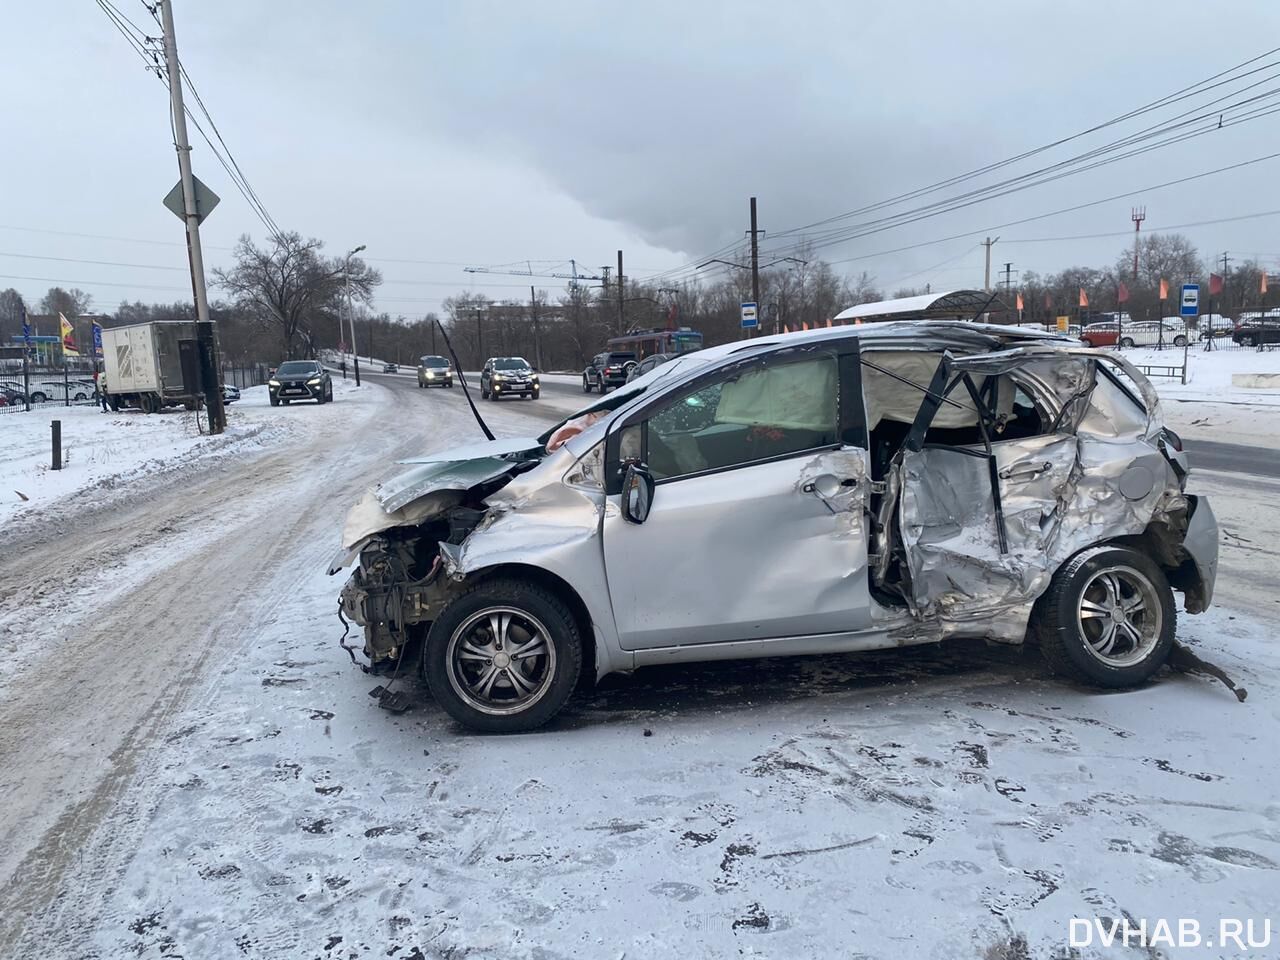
[0, 361, 1277, 959]
[0, 380, 363, 526]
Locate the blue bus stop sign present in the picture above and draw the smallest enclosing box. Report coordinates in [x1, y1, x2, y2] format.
[1180, 284, 1200, 317]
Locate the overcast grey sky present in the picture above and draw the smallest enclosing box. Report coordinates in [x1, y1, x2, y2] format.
[3, 0, 1279, 316]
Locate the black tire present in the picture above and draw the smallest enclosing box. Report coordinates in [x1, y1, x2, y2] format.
[582, 377, 592, 393]
[270, 396, 279, 407]
[422, 578, 583, 732]
[1173, 335, 1187, 347]
[1118, 337, 1135, 348]
[1246, 335, 1258, 347]
[1032, 545, 1176, 688]
[30, 392, 47, 404]
[530, 389, 540, 400]
[281, 399, 291, 406]
[73, 392, 87, 401]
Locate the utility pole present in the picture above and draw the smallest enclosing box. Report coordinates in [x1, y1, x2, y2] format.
[616, 250, 625, 335]
[158, 0, 223, 433]
[1000, 262, 1017, 292]
[345, 244, 364, 386]
[474, 306, 484, 364]
[530, 285, 542, 371]
[749, 197, 762, 331]
[981, 236, 999, 292]
[1131, 207, 1146, 281]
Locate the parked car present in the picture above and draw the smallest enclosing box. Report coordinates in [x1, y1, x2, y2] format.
[480, 357, 539, 400]
[334, 321, 1218, 731]
[0, 380, 31, 403]
[268, 360, 333, 406]
[1232, 314, 1280, 346]
[222, 384, 241, 404]
[1080, 319, 1188, 348]
[32, 380, 92, 402]
[626, 353, 673, 382]
[383, 363, 399, 374]
[1195, 314, 1235, 340]
[417, 355, 454, 388]
[582, 350, 638, 393]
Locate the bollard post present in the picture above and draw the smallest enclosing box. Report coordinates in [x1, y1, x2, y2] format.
[52, 419, 62, 470]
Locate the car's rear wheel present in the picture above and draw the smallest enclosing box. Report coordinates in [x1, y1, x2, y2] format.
[30, 392, 47, 403]
[1119, 336, 1135, 348]
[1033, 545, 1175, 688]
[1173, 335, 1188, 347]
[423, 579, 582, 732]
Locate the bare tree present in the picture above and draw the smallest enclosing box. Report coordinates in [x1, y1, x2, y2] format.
[214, 233, 381, 360]
[39, 286, 93, 317]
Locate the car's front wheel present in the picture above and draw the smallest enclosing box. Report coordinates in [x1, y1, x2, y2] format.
[423, 579, 582, 732]
[1033, 545, 1176, 688]
[582, 376, 592, 393]
[1173, 335, 1188, 347]
[1118, 337, 1135, 348]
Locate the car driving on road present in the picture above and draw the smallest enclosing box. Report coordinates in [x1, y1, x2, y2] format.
[383, 362, 399, 374]
[480, 357, 539, 400]
[268, 360, 333, 406]
[418, 355, 454, 388]
[334, 322, 1218, 732]
[582, 351, 637, 393]
[626, 352, 673, 382]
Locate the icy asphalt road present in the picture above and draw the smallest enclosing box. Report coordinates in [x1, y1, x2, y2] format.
[0, 375, 1277, 959]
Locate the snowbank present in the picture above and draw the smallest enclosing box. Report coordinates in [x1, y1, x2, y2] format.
[0, 378, 370, 527]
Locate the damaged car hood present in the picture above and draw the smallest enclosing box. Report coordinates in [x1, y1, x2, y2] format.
[331, 435, 545, 570]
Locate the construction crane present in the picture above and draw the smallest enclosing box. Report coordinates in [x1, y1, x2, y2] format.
[463, 259, 604, 289]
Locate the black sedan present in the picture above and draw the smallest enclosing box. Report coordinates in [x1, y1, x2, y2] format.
[268, 360, 333, 406]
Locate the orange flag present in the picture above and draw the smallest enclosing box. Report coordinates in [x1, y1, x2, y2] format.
[1159, 278, 1169, 300]
[1263, 272, 1269, 295]
[1078, 288, 1089, 308]
[1015, 292, 1024, 311]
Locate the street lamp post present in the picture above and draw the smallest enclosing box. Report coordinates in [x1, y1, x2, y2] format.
[345, 244, 365, 386]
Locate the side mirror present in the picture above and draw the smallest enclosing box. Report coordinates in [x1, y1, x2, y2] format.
[621, 463, 655, 524]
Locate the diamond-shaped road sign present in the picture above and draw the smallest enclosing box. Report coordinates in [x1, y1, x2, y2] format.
[163, 175, 220, 225]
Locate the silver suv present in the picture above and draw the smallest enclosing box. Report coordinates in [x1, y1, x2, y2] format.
[334, 322, 1218, 732]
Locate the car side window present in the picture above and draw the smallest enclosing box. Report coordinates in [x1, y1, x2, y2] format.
[640, 355, 838, 482]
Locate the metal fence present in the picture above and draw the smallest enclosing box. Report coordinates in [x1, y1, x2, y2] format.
[0, 365, 101, 416]
[0, 361, 273, 416]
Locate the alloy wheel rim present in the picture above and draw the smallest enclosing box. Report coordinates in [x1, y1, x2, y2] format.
[446, 606, 556, 716]
[1076, 565, 1163, 667]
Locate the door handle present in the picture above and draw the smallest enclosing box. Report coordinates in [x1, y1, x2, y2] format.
[998, 461, 1052, 481]
[803, 475, 859, 495]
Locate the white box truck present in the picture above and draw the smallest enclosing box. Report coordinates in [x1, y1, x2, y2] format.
[101, 320, 206, 414]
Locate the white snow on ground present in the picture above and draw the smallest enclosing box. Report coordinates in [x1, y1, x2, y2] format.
[1122, 344, 1280, 406]
[0, 379, 360, 526]
[1, 358, 1277, 959]
[31, 567, 1280, 960]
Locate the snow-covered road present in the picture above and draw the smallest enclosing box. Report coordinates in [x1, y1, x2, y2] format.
[0, 375, 1277, 959]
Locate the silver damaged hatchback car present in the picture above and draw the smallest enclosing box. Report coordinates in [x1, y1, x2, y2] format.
[332, 322, 1219, 731]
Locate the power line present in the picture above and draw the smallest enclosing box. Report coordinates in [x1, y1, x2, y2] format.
[0, 251, 187, 271]
[769, 46, 1280, 242]
[759, 86, 1280, 261]
[822, 150, 1280, 267]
